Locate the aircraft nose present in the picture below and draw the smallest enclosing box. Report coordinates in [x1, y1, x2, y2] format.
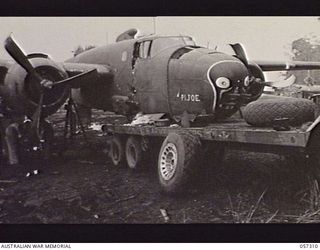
[209, 60, 249, 90]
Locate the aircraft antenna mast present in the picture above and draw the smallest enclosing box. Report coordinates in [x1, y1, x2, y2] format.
[153, 17, 157, 34]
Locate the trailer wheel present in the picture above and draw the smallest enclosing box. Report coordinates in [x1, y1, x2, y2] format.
[243, 97, 317, 127]
[109, 135, 126, 167]
[125, 136, 143, 170]
[158, 132, 201, 194]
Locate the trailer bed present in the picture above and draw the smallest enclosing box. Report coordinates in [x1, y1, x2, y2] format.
[103, 117, 313, 148]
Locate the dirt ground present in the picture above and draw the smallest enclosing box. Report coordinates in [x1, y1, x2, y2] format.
[0, 110, 319, 224]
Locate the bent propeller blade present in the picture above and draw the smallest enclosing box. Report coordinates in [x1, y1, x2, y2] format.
[5, 36, 35, 74]
[263, 75, 296, 88]
[230, 43, 249, 66]
[4, 35, 42, 82]
[46, 69, 98, 89]
[30, 92, 44, 142]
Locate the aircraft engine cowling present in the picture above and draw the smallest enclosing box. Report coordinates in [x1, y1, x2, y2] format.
[1, 54, 69, 118]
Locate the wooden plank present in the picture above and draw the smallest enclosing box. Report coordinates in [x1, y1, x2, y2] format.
[104, 122, 310, 148]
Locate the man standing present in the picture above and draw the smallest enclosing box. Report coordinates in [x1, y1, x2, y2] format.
[0, 95, 25, 166]
[0, 95, 54, 171]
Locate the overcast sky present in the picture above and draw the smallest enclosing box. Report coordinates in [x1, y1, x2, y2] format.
[0, 17, 319, 80]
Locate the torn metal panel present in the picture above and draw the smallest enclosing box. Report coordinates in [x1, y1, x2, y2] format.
[128, 113, 165, 126]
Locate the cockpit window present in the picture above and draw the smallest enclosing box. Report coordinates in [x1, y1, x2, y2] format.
[150, 36, 196, 57]
[213, 43, 238, 56]
[182, 36, 196, 46]
[139, 40, 152, 59]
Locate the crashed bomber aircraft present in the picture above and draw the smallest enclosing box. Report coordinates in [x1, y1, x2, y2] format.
[0, 28, 320, 131]
[2, 28, 320, 194]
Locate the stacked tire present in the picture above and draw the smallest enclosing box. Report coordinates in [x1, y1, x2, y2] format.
[243, 96, 317, 127]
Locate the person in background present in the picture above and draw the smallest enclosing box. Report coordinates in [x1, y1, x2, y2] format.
[0, 95, 27, 166]
[0, 95, 54, 172]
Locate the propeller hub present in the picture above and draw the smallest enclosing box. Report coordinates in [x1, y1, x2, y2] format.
[24, 65, 68, 108]
[40, 79, 54, 89]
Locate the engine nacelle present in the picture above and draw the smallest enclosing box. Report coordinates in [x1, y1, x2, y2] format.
[0, 54, 69, 118]
[213, 61, 265, 119]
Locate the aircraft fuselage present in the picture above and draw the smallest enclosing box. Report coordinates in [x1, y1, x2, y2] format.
[67, 35, 263, 119]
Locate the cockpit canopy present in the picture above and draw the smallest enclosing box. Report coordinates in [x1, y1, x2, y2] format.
[135, 35, 196, 59]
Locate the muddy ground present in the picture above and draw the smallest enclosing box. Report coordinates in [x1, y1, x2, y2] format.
[0, 110, 319, 224]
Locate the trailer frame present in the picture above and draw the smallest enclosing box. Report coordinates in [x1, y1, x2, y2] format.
[101, 114, 320, 194]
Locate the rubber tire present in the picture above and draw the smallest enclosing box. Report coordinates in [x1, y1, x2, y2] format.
[243, 97, 317, 127]
[158, 132, 201, 194]
[125, 136, 143, 170]
[110, 135, 126, 167]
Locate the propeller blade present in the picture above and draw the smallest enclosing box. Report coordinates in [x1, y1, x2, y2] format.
[230, 43, 249, 66]
[262, 75, 296, 88]
[4, 35, 42, 81]
[43, 69, 98, 89]
[30, 92, 44, 141]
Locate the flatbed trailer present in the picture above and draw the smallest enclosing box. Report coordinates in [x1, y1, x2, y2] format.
[102, 115, 320, 194]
